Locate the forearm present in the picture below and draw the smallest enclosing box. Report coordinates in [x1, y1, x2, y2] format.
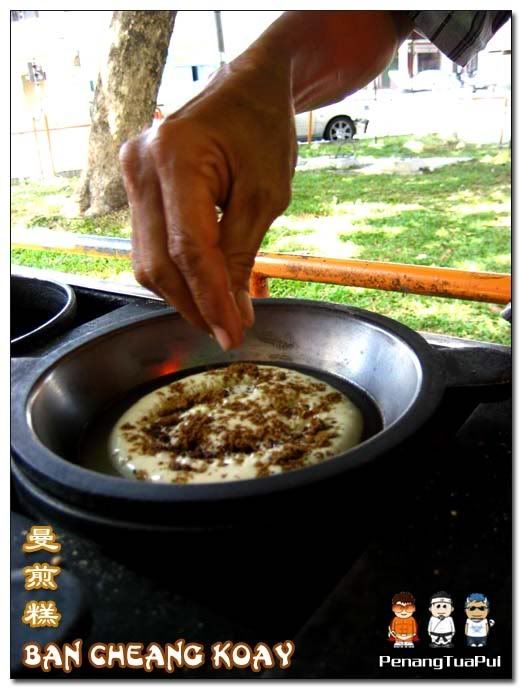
[240, 10, 413, 113]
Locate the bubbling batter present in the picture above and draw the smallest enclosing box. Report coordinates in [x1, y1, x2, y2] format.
[109, 363, 364, 484]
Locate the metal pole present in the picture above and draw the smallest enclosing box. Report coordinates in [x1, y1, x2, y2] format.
[307, 111, 313, 144]
[214, 10, 225, 65]
[11, 229, 511, 305]
[43, 113, 56, 176]
[31, 116, 44, 178]
[251, 252, 511, 304]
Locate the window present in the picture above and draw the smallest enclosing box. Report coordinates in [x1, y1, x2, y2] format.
[418, 52, 440, 72]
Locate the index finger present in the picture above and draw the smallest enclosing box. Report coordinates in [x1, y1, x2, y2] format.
[151, 142, 244, 350]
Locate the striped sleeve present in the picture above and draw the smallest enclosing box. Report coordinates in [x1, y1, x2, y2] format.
[407, 11, 511, 66]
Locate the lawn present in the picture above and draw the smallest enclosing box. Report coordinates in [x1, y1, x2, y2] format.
[11, 134, 511, 344]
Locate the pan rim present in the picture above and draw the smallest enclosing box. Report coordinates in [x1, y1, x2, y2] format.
[11, 275, 77, 348]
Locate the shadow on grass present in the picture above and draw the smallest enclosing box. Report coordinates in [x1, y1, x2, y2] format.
[287, 162, 510, 216]
[25, 212, 131, 238]
[339, 208, 510, 272]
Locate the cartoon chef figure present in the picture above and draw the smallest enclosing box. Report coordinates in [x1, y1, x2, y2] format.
[428, 591, 455, 648]
[464, 593, 495, 647]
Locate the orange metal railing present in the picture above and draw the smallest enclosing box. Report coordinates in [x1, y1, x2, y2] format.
[11, 230, 511, 305]
[249, 252, 511, 304]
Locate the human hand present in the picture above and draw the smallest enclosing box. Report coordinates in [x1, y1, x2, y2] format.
[119, 48, 297, 350]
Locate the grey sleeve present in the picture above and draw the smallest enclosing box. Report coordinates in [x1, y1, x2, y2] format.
[407, 11, 511, 66]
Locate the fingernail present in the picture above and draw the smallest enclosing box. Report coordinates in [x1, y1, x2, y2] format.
[235, 290, 255, 327]
[210, 325, 232, 351]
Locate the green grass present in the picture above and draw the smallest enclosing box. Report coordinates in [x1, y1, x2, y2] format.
[286, 159, 510, 218]
[268, 280, 510, 345]
[11, 135, 511, 344]
[297, 133, 506, 160]
[11, 177, 131, 238]
[11, 248, 132, 277]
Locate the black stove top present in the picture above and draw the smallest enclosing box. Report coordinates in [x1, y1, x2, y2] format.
[10, 280, 512, 679]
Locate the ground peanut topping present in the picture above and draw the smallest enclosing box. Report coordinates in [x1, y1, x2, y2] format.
[109, 363, 364, 484]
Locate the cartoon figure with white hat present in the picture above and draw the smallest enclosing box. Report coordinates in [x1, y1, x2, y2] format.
[428, 591, 455, 648]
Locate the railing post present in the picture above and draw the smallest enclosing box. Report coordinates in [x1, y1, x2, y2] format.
[249, 271, 270, 298]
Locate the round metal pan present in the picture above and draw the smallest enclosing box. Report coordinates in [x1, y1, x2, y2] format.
[11, 298, 450, 533]
[11, 275, 76, 354]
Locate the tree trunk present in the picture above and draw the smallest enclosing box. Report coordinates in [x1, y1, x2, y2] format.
[78, 10, 176, 216]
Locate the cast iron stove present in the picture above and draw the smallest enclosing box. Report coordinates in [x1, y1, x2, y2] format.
[10, 269, 512, 679]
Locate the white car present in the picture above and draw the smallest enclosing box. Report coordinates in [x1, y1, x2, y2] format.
[388, 68, 470, 94]
[403, 69, 466, 92]
[294, 96, 370, 141]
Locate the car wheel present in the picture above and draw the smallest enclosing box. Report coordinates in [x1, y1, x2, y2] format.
[324, 116, 355, 141]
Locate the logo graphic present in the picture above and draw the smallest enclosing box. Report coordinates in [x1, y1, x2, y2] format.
[388, 592, 419, 648]
[428, 591, 455, 648]
[464, 593, 495, 647]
